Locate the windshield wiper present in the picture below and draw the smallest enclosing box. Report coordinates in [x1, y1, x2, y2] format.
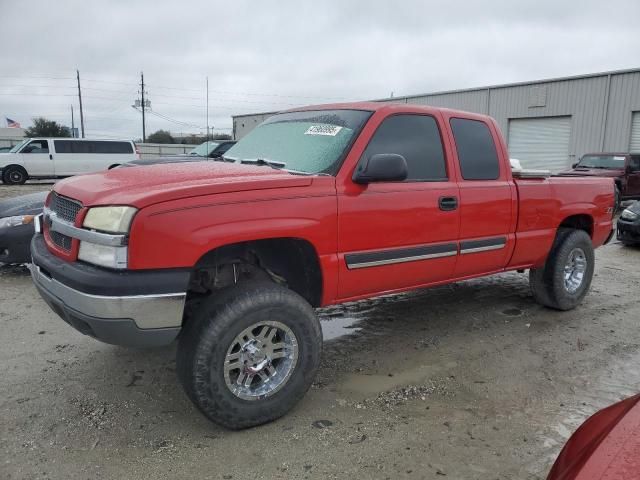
[240, 158, 287, 169]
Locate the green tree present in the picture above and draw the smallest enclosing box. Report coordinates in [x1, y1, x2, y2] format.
[24, 117, 71, 137]
[146, 129, 175, 144]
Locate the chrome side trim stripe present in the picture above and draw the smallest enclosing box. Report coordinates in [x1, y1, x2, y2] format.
[44, 207, 127, 247]
[459, 237, 507, 255]
[347, 250, 457, 269]
[345, 243, 458, 270]
[345, 236, 508, 269]
[459, 243, 505, 255]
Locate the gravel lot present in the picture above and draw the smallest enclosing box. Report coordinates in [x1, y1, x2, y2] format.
[2, 182, 640, 479]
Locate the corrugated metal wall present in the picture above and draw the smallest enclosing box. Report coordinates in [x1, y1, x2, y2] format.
[232, 69, 640, 166]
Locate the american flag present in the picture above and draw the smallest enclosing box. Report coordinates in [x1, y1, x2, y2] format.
[6, 118, 21, 128]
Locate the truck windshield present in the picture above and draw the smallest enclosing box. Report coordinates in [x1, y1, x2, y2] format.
[576, 154, 626, 169]
[225, 109, 372, 175]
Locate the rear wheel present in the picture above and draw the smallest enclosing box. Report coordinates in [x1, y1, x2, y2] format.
[529, 228, 595, 310]
[177, 281, 322, 429]
[2, 165, 28, 185]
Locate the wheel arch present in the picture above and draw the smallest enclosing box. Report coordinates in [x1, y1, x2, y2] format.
[558, 213, 594, 237]
[188, 237, 324, 308]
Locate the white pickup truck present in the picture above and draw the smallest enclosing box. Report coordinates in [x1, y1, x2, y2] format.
[0, 138, 138, 184]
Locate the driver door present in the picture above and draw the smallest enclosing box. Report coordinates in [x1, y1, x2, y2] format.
[20, 139, 53, 176]
[336, 112, 460, 300]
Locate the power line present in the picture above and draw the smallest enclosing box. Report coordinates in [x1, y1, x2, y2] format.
[0, 74, 74, 80]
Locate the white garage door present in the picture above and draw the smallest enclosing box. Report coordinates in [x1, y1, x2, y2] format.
[631, 112, 640, 152]
[508, 116, 571, 172]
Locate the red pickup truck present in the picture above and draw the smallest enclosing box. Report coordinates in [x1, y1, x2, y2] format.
[30, 102, 615, 429]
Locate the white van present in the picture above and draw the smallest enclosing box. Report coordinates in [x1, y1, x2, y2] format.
[0, 138, 138, 185]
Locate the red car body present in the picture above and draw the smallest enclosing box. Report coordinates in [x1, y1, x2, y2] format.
[548, 394, 640, 480]
[45, 103, 614, 307]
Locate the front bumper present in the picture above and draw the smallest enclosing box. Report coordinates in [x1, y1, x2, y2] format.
[30, 234, 190, 347]
[616, 218, 640, 244]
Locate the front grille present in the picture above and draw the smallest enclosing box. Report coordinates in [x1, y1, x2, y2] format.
[49, 192, 82, 223]
[50, 230, 72, 251]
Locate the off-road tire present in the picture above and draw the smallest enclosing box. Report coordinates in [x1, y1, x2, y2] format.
[529, 228, 595, 311]
[176, 281, 322, 429]
[2, 165, 28, 185]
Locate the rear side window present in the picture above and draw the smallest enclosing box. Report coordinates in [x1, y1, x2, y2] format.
[54, 140, 72, 153]
[54, 141, 132, 154]
[360, 114, 447, 181]
[450, 118, 500, 180]
[630, 155, 640, 171]
[95, 141, 133, 154]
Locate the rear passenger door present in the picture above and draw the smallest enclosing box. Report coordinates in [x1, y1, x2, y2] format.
[337, 112, 460, 299]
[447, 116, 515, 277]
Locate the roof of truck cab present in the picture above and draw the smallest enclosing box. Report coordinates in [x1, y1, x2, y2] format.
[285, 101, 493, 120]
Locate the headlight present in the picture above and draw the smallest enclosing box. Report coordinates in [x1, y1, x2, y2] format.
[83, 206, 137, 233]
[621, 209, 639, 221]
[0, 215, 34, 229]
[78, 242, 128, 269]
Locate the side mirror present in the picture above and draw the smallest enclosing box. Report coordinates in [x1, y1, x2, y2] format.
[571, 163, 578, 168]
[353, 153, 408, 184]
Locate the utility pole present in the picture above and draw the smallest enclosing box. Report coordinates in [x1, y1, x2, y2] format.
[76, 70, 85, 138]
[70, 105, 75, 138]
[140, 72, 146, 142]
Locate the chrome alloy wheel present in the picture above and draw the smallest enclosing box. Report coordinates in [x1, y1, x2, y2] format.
[564, 247, 587, 293]
[224, 321, 299, 400]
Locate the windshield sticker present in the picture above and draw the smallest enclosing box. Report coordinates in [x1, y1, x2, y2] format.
[305, 125, 343, 136]
[614, 156, 625, 160]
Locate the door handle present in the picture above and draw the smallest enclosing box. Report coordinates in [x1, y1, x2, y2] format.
[439, 196, 458, 211]
[49, 154, 53, 160]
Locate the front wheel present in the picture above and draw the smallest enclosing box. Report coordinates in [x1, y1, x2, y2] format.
[177, 281, 322, 429]
[529, 228, 595, 311]
[2, 165, 28, 185]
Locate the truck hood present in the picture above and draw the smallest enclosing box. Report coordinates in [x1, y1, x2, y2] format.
[53, 161, 314, 208]
[557, 168, 624, 178]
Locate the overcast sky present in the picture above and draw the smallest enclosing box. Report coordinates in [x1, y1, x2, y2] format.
[2, 0, 639, 140]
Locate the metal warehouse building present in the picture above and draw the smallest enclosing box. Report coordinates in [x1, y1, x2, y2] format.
[232, 68, 640, 172]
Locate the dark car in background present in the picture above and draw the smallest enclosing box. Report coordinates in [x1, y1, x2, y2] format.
[558, 153, 640, 202]
[0, 191, 48, 264]
[617, 200, 640, 246]
[188, 140, 236, 158]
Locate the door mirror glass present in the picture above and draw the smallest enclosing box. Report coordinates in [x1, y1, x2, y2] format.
[571, 163, 578, 168]
[353, 153, 408, 184]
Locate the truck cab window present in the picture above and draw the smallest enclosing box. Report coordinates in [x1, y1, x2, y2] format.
[450, 118, 500, 180]
[360, 114, 447, 181]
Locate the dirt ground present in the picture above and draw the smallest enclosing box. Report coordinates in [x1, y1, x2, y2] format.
[2, 182, 640, 480]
